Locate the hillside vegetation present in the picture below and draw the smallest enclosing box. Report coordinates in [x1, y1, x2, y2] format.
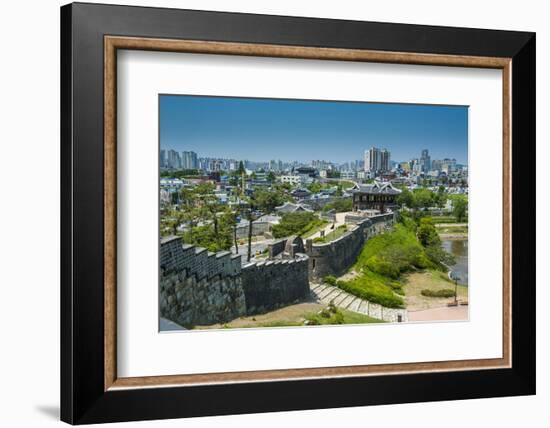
[324, 213, 456, 309]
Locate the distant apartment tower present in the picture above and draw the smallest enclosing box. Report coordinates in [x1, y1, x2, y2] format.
[441, 158, 457, 174]
[380, 149, 390, 172]
[167, 149, 181, 169]
[420, 149, 431, 173]
[431, 159, 442, 171]
[160, 150, 167, 168]
[181, 151, 198, 170]
[269, 159, 282, 171]
[364, 147, 390, 174]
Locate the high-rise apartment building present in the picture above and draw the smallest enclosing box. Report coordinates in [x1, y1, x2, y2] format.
[167, 149, 181, 169]
[181, 151, 198, 170]
[364, 147, 390, 174]
[420, 149, 431, 173]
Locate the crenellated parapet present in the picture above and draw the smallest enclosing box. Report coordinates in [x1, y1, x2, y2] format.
[159, 236, 245, 327]
[160, 236, 310, 326]
[160, 236, 241, 280]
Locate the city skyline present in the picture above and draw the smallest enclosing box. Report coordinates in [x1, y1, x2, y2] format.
[160, 95, 468, 165]
[160, 147, 463, 170]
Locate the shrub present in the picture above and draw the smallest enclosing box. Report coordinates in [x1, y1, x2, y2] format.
[425, 245, 456, 267]
[305, 307, 345, 325]
[417, 218, 440, 247]
[355, 224, 426, 274]
[421, 289, 456, 298]
[398, 212, 418, 232]
[272, 212, 321, 238]
[319, 308, 332, 318]
[365, 255, 400, 279]
[324, 275, 337, 286]
[413, 252, 434, 269]
[335, 274, 405, 309]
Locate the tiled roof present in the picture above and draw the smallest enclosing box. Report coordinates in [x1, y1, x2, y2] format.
[275, 202, 313, 213]
[351, 181, 401, 195]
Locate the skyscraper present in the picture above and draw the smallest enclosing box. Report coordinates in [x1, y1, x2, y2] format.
[380, 149, 390, 172]
[181, 151, 198, 169]
[364, 147, 390, 174]
[167, 149, 181, 169]
[420, 149, 431, 173]
[364, 147, 379, 173]
[160, 150, 167, 168]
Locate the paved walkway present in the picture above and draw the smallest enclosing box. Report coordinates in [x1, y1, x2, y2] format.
[407, 305, 468, 322]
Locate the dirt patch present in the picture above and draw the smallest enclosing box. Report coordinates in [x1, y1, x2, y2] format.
[403, 270, 468, 311]
[195, 302, 325, 329]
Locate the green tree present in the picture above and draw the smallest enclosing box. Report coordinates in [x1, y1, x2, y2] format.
[435, 186, 447, 208]
[452, 195, 468, 222]
[307, 182, 322, 194]
[272, 212, 318, 238]
[160, 206, 187, 236]
[170, 182, 236, 252]
[413, 188, 435, 210]
[396, 188, 415, 209]
[322, 198, 353, 213]
[416, 217, 440, 247]
[241, 187, 291, 261]
[254, 188, 287, 213]
[237, 161, 246, 176]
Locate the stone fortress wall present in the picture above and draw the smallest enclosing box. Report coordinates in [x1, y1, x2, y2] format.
[241, 255, 310, 315]
[160, 236, 245, 327]
[160, 236, 310, 327]
[306, 213, 396, 280]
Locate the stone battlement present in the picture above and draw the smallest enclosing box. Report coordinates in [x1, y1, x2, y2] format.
[160, 236, 310, 325]
[160, 236, 241, 280]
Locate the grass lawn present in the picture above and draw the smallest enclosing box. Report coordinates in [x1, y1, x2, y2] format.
[301, 219, 329, 238]
[330, 270, 405, 308]
[403, 269, 468, 311]
[313, 224, 348, 243]
[432, 216, 468, 224]
[305, 308, 383, 326]
[435, 225, 468, 234]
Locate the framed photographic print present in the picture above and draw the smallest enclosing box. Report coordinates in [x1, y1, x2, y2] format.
[60, 2, 536, 424]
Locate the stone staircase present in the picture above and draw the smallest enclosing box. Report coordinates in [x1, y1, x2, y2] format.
[309, 283, 408, 323]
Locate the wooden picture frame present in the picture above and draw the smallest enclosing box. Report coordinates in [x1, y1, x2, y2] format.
[61, 2, 535, 424]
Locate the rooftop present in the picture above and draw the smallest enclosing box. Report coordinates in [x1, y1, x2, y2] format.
[351, 181, 402, 195]
[275, 202, 314, 214]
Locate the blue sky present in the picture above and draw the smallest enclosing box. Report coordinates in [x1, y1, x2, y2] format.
[159, 95, 468, 164]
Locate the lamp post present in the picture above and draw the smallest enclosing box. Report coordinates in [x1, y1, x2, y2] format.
[451, 271, 460, 305]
